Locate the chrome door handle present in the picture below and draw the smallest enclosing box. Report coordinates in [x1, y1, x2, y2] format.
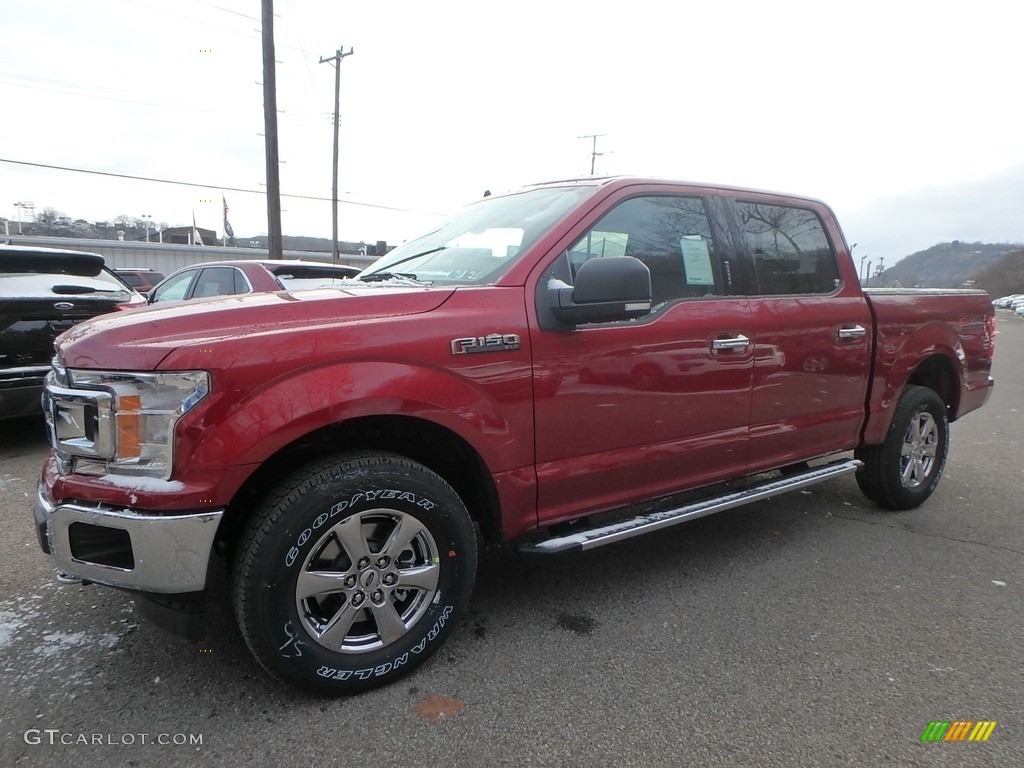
[837, 325, 867, 340]
[712, 334, 750, 351]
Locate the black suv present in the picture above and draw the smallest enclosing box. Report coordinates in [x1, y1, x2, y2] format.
[1, 245, 146, 420]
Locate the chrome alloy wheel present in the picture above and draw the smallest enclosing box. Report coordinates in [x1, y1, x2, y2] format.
[899, 411, 939, 489]
[295, 509, 440, 654]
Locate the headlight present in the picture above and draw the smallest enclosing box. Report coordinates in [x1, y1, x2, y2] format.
[64, 370, 210, 479]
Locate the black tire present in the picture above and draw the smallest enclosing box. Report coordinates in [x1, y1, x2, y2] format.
[855, 385, 949, 510]
[232, 452, 477, 695]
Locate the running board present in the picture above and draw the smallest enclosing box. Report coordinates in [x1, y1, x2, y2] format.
[518, 459, 861, 555]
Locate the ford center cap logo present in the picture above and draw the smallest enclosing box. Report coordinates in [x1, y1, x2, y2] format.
[54, 302, 74, 310]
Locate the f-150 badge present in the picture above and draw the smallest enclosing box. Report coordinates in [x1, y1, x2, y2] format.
[450, 333, 521, 355]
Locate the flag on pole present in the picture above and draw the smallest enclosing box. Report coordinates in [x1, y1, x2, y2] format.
[222, 195, 235, 246]
[192, 210, 204, 246]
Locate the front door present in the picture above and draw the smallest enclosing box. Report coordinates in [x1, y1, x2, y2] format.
[529, 192, 755, 526]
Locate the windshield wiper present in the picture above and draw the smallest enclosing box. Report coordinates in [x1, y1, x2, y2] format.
[358, 271, 428, 284]
[52, 285, 126, 294]
[359, 246, 446, 279]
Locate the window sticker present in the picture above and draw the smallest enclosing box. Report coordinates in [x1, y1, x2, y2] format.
[680, 236, 715, 285]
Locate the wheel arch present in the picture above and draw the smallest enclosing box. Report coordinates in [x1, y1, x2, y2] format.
[217, 415, 504, 556]
[906, 353, 960, 418]
[862, 321, 965, 446]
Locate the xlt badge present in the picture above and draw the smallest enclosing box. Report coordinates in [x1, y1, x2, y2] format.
[450, 333, 521, 355]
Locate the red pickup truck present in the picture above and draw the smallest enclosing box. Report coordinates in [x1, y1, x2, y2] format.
[33, 177, 995, 694]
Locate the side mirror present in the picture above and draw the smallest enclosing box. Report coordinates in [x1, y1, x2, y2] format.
[550, 256, 652, 325]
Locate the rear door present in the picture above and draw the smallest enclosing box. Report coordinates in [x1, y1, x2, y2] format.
[725, 196, 872, 470]
[529, 188, 754, 526]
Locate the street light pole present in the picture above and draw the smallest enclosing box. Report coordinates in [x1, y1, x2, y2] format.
[142, 214, 152, 243]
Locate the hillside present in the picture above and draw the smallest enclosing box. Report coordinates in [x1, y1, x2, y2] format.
[876, 242, 1018, 289]
[967, 249, 1024, 297]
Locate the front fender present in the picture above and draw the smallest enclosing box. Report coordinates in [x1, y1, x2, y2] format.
[179, 361, 533, 473]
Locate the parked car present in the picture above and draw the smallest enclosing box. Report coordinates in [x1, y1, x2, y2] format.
[33, 177, 995, 694]
[993, 293, 1023, 308]
[1, 245, 145, 420]
[114, 267, 165, 295]
[148, 259, 360, 304]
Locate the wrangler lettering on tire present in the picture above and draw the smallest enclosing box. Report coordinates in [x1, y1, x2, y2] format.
[232, 452, 477, 695]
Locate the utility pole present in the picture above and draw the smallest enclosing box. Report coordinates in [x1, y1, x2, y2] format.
[578, 134, 607, 175]
[261, 0, 283, 259]
[14, 202, 34, 235]
[320, 45, 354, 267]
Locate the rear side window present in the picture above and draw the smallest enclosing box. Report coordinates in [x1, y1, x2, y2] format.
[735, 202, 840, 295]
[194, 267, 249, 298]
[119, 273, 143, 288]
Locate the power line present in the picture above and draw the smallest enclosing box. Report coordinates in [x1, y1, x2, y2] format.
[0, 72, 332, 122]
[117, 0, 261, 41]
[0, 158, 442, 216]
[0, 73, 239, 116]
[187, 0, 262, 22]
[117, 0, 308, 52]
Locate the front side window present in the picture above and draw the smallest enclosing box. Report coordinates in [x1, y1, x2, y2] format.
[735, 202, 839, 295]
[150, 270, 196, 303]
[567, 196, 722, 308]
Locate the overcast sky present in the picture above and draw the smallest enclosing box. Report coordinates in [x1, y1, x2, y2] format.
[2, 0, 1022, 262]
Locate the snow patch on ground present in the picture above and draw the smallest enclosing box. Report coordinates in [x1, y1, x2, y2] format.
[31, 630, 123, 658]
[0, 609, 32, 648]
[0, 581, 137, 695]
[0, 473, 27, 492]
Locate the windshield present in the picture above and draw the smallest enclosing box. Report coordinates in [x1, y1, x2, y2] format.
[360, 185, 595, 285]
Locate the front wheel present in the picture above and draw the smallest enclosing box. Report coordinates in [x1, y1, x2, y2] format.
[855, 385, 949, 510]
[232, 452, 477, 694]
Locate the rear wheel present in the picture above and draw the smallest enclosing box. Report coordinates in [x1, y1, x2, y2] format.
[232, 452, 477, 695]
[855, 385, 949, 510]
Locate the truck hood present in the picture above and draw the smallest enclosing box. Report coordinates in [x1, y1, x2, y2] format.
[55, 284, 455, 370]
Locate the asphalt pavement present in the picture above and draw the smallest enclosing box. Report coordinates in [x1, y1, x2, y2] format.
[1, 315, 1022, 767]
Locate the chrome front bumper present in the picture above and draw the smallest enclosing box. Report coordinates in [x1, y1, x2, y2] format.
[34, 482, 223, 594]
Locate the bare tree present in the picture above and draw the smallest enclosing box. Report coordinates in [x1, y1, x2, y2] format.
[37, 207, 61, 225]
